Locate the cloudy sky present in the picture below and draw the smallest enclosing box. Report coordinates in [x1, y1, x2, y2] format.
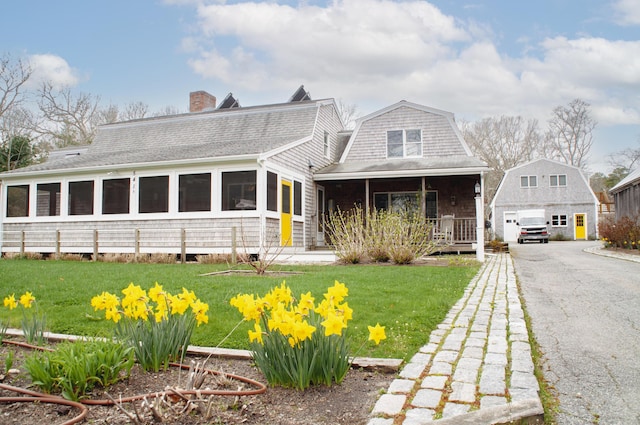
[2, 0, 639, 173]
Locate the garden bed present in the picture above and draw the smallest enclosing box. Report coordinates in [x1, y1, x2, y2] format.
[0, 339, 394, 425]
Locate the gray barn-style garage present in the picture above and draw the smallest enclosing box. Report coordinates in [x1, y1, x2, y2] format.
[491, 158, 599, 242]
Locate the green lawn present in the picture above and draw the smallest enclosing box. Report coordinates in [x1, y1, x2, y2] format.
[0, 259, 480, 360]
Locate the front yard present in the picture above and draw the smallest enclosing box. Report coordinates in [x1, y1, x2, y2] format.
[0, 258, 479, 360]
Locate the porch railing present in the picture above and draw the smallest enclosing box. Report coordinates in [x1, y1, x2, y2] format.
[428, 217, 477, 244]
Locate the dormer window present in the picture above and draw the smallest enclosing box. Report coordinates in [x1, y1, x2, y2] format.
[387, 129, 422, 158]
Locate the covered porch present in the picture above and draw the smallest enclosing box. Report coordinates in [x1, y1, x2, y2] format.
[313, 173, 486, 258]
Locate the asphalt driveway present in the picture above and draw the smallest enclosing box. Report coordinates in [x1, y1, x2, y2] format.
[510, 241, 640, 425]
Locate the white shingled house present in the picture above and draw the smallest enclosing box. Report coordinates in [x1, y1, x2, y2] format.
[0, 88, 488, 259]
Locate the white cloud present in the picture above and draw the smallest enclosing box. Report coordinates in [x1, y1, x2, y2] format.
[179, 0, 640, 130]
[613, 0, 640, 26]
[27, 54, 79, 89]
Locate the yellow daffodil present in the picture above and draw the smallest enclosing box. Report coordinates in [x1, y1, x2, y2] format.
[3, 294, 17, 310]
[321, 312, 347, 336]
[368, 323, 387, 345]
[19, 291, 35, 309]
[248, 322, 263, 344]
[148, 282, 166, 303]
[292, 319, 316, 343]
[325, 280, 348, 303]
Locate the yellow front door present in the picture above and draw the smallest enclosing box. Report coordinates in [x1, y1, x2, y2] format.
[575, 213, 586, 240]
[281, 180, 292, 246]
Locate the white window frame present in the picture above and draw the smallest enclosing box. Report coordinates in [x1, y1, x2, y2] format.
[386, 129, 422, 159]
[549, 174, 567, 187]
[551, 214, 568, 227]
[520, 175, 537, 188]
[323, 131, 330, 159]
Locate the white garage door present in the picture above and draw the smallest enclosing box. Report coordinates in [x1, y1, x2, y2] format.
[504, 211, 518, 242]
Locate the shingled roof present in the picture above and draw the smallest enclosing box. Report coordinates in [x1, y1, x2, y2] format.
[5, 99, 329, 175]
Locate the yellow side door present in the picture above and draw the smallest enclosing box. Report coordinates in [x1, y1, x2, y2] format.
[575, 213, 586, 240]
[281, 180, 292, 246]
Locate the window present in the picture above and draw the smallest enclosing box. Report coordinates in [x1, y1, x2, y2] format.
[102, 178, 130, 214]
[550, 174, 567, 187]
[6, 185, 29, 217]
[68, 181, 94, 215]
[374, 192, 421, 214]
[267, 171, 278, 212]
[36, 183, 61, 216]
[139, 176, 169, 213]
[179, 173, 211, 212]
[551, 214, 568, 227]
[294, 180, 302, 215]
[222, 171, 256, 210]
[425, 191, 437, 219]
[520, 175, 537, 188]
[323, 131, 330, 158]
[387, 129, 422, 158]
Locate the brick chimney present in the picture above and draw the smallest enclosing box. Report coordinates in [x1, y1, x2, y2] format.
[189, 91, 216, 112]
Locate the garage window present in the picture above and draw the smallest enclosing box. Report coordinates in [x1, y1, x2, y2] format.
[520, 175, 537, 188]
[551, 214, 568, 227]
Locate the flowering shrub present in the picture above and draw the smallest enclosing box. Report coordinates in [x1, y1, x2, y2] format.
[600, 215, 640, 249]
[3, 291, 46, 345]
[91, 282, 209, 372]
[230, 280, 386, 390]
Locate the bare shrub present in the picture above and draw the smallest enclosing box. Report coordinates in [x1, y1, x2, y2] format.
[238, 222, 287, 275]
[600, 215, 640, 249]
[50, 253, 86, 261]
[98, 253, 135, 263]
[327, 206, 366, 264]
[385, 211, 437, 264]
[364, 209, 391, 262]
[195, 253, 232, 264]
[147, 253, 177, 264]
[3, 252, 43, 260]
[327, 207, 437, 264]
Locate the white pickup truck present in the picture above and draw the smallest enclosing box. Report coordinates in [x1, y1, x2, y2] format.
[516, 209, 549, 244]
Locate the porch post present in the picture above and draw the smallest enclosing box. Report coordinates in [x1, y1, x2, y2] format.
[475, 178, 485, 262]
[365, 179, 370, 215]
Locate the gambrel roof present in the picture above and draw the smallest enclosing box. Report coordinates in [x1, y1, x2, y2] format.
[4, 99, 333, 176]
[315, 100, 487, 180]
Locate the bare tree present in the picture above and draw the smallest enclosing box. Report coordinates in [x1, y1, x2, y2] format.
[120, 101, 149, 121]
[545, 99, 596, 168]
[153, 105, 182, 117]
[36, 82, 103, 147]
[608, 139, 640, 172]
[461, 115, 542, 205]
[336, 99, 359, 130]
[0, 54, 32, 123]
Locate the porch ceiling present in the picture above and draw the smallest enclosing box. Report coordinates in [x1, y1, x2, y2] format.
[313, 156, 488, 181]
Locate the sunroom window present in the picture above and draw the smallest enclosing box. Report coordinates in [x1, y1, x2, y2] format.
[139, 176, 169, 213]
[102, 178, 130, 214]
[222, 171, 256, 211]
[6, 185, 29, 217]
[179, 173, 211, 212]
[68, 180, 94, 215]
[267, 171, 278, 212]
[36, 183, 61, 216]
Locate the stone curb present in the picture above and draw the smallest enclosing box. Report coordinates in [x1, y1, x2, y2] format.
[584, 245, 640, 263]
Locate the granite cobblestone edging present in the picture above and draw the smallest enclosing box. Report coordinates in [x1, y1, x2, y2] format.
[368, 253, 544, 425]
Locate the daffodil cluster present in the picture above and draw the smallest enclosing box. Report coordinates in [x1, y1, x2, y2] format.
[91, 282, 209, 372]
[3, 291, 36, 310]
[230, 280, 386, 389]
[91, 282, 209, 326]
[2, 291, 46, 345]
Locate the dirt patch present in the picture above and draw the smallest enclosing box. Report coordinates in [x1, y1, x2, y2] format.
[0, 340, 394, 425]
